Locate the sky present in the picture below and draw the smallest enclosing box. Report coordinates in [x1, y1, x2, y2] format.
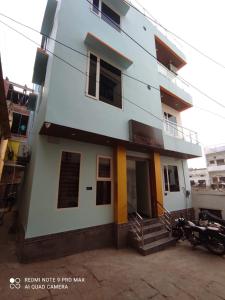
[1, 0, 225, 168]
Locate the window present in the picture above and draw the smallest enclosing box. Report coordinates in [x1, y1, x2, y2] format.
[58, 152, 81, 208]
[91, 1, 120, 31]
[11, 113, 29, 136]
[96, 156, 112, 205]
[87, 53, 122, 108]
[216, 159, 225, 166]
[163, 165, 180, 192]
[163, 112, 178, 136]
[209, 160, 215, 164]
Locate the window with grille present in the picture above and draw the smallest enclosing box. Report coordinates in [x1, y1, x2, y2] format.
[58, 152, 81, 208]
[163, 165, 180, 192]
[96, 156, 112, 205]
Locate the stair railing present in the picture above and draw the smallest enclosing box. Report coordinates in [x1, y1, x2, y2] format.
[156, 201, 172, 231]
[129, 208, 144, 247]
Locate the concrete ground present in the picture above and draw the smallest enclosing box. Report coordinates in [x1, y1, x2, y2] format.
[0, 214, 225, 300]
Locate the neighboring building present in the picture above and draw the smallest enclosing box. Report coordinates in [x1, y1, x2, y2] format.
[0, 81, 35, 201]
[205, 144, 225, 185]
[189, 168, 210, 187]
[19, 0, 202, 261]
[0, 57, 11, 182]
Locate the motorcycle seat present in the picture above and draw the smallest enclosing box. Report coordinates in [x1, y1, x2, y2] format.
[187, 221, 206, 231]
[207, 226, 219, 231]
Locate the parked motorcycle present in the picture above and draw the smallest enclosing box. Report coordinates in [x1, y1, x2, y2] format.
[172, 217, 225, 255]
[199, 210, 225, 234]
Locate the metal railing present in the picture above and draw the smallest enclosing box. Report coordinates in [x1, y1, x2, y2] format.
[129, 211, 144, 247]
[158, 62, 190, 94]
[156, 201, 172, 231]
[163, 119, 199, 145]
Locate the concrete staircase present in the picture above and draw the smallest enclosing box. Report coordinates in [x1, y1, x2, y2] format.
[129, 217, 176, 256]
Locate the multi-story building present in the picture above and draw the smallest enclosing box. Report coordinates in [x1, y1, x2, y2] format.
[189, 168, 210, 187]
[0, 78, 37, 210]
[19, 0, 201, 261]
[0, 57, 11, 182]
[205, 144, 225, 185]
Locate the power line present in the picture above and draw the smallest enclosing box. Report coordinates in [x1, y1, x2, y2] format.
[127, 0, 225, 71]
[0, 19, 200, 145]
[0, 14, 225, 127]
[1, 9, 225, 111]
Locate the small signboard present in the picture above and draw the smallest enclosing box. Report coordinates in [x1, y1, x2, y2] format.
[129, 120, 164, 149]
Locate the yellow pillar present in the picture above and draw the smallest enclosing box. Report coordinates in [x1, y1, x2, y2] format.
[114, 145, 127, 224]
[153, 153, 164, 216]
[0, 138, 8, 180]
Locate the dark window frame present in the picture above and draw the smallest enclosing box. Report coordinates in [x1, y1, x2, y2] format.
[96, 155, 112, 205]
[91, 0, 121, 31]
[163, 165, 180, 192]
[11, 112, 29, 136]
[57, 151, 81, 209]
[86, 52, 122, 109]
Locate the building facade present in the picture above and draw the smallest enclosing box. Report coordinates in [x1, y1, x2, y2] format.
[19, 0, 201, 261]
[205, 145, 225, 186]
[189, 168, 210, 187]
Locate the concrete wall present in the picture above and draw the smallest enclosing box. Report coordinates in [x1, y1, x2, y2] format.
[39, 0, 200, 157]
[25, 137, 114, 238]
[192, 191, 225, 219]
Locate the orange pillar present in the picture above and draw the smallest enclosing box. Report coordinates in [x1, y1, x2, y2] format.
[153, 153, 164, 216]
[114, 145, 127, 224]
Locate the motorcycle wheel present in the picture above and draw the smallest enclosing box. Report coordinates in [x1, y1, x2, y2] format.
[207, 238, 225, 255]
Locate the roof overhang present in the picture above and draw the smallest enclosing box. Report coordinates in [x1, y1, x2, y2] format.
[40, 122, 200, 159]
[155, 36, 186, 70]
[85, 32, 133, 69]
[160, 86, 192, 112]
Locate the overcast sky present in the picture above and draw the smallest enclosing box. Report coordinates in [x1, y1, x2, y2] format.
[1, 0, 225, 168]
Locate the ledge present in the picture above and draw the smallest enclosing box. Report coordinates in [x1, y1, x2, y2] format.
[85, 32, 133, 69]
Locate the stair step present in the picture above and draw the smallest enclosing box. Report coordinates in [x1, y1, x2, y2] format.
[142, 218, 159, 226]
[143, 222, 163, 234]
[143, 229, 169, 244]
[139, 237, 176, 256]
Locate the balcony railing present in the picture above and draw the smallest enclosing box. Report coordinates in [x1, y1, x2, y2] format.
[163, 119, 199, 145]
[158, 62, 190, 94]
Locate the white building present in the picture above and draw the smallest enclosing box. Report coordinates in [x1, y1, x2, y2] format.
[18, 0, 202, 261]
[205, 145, 225, 185]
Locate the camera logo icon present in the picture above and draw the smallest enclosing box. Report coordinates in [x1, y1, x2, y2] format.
[9, 278, 21, 289]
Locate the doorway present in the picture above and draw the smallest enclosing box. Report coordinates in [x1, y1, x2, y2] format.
[127, 159, 153, 218]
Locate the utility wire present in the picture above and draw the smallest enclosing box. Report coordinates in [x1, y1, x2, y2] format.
[0, 19, 200, 145]
[0, 14, 225, 125]
[1, 9, 225, 110]
[127, 0, 225, 71]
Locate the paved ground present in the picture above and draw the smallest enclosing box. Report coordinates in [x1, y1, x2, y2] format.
[0, 214, 225, 300]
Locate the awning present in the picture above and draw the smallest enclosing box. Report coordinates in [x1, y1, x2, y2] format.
[32, 48, 49, 86]
[85, 32, 133, 69]
[41, 0, 58, 37]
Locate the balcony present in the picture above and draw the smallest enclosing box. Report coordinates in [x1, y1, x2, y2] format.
[158, 63, 192, 110]
[207, 165, 225, 173]
[163, 119, 199, 145]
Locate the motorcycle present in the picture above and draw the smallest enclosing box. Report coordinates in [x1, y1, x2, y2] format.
[172, 217, 225, 255]
[198, 210, 225, 234]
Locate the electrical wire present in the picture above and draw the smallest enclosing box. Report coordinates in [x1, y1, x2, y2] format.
[1, 9, 225, 111]
[126, 0, 225, 71]
[0, 19, 201, 145]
